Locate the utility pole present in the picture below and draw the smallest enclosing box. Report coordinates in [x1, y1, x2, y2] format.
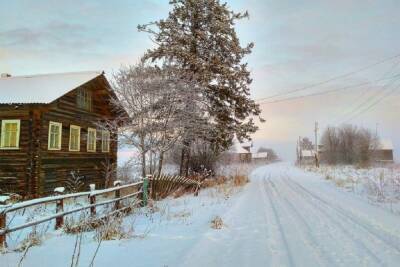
[314, 122, 319, 168]
[298, 136, 302, 166]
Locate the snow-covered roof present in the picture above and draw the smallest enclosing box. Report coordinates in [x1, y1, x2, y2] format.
[253, 152, 268, 159]
[228, 137, 251, 154]
[0, 71, 103, 104]
[229, 142, 251, 154]
[378, 139, 393, 150]
[301, 150, 315, 157]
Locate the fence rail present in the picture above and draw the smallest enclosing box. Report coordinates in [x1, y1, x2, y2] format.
[0, 174, 201, 248]
[0, 178, 146, 248]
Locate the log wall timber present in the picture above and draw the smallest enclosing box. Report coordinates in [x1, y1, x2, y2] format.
[0, 75, 120, 197]
[0, 105, 31, 196]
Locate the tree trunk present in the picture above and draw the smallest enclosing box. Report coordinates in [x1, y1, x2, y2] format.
[153, 151, 158, 174]
[141, 151, 146, 178]
[185, 145, 191, 177]
[149, 151, 153, 174]
[179, 147, 185, 176]
[140, 134, 146, 178]
[158, 151, 164, 175]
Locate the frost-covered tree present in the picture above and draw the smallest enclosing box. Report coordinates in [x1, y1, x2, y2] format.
[138, 0, 263, 150]
[320, 124, 379, 166]
[107, 62, 210, 176]
[151, 64, 210, 174]
[109, 63, 162, 177]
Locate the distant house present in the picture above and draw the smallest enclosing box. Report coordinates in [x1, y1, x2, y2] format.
[252, 152, 268, 163]
[299, 149, 316, 165]
[227, 140, 252, 163]
[0, 71, 125, 197]
[373, 139, 394, 163]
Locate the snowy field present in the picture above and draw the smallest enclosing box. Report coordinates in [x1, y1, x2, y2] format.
[303, 164, 400, 214]
[2, 162, 400, 266]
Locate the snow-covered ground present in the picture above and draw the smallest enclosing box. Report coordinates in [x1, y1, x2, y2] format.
[2, 162, 400, 266]
[303, 164, 400, 214]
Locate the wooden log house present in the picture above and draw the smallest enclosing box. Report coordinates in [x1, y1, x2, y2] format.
[0, 71, 123, 197]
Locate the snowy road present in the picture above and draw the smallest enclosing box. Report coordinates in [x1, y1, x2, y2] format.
[181, 162, 400, 267]
[3, 162, 400, 267]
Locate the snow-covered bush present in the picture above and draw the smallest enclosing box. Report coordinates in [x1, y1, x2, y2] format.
[65, 171, 85, 193]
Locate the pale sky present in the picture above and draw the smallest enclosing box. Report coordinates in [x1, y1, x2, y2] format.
[1, 0, 400, 160]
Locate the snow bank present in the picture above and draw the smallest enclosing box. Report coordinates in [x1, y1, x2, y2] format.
[304, 164, 400, 214]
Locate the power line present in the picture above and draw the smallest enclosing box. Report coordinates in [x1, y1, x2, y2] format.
[342, 79, 400, 123]
[256, 53, 400, 101]
[333, 75, 400, 124]
[256, 74, 400, 104]
[331, 59, 400, 125]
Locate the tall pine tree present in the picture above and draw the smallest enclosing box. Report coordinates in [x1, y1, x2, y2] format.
[138, 0, 263, 150]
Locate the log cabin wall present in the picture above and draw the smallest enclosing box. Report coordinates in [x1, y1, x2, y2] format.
[38, 79, 118, 195]
[0, 75, 119, 197]
[0, 105, 31, 196]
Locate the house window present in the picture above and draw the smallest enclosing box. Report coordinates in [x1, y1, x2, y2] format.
[77, 88, 92, 111]
[48, 122, 62, 150]
[0, 120, 20, 149]
[69, 125, 81, 151]
[87, 128, 96, 152]
[101, 130, 110, 152]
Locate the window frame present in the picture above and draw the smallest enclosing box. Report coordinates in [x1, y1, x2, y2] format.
[0, 119, 21, 150]
[87, 127, 97, 152]
[77, 88, 92, 111]
[48, 121, 62, 151]
[69, 125, 81, 152]
[101, 130, 110, 153]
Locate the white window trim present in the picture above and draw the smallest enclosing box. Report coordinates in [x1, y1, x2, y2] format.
[48, 121, 62, 151]
[102, 130, 110, 153]
[87, 128, 96, 152]
[0, 120, 21, 150]
[69, 125, 81, 152]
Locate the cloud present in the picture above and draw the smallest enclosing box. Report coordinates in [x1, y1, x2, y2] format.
[0, 28, 43, 46]
[0, 22, 94, 51]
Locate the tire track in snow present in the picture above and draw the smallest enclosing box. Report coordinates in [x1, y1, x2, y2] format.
[266, 177, 336, 266]
[280, 176, 385, 266]
[262, 176, 295, 267]
[286, 175, 400, 255]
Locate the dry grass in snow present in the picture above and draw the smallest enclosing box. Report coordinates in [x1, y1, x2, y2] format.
[210, 216, 224, 229]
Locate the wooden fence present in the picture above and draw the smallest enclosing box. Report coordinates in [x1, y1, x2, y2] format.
[150, 174, 201, 200]
[0, 174, 201, 248]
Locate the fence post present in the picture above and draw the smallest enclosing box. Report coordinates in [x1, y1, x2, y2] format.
[114, 181, 122, 211]
[54, 187, 65, 230]
[194, 183, 200, 197]
[89, 184, 96, 216]
[0, 212, 5, 248]
[142, 175, 151, 207]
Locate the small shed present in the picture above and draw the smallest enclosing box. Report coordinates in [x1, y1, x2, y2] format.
[373, 139, 394, 163]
